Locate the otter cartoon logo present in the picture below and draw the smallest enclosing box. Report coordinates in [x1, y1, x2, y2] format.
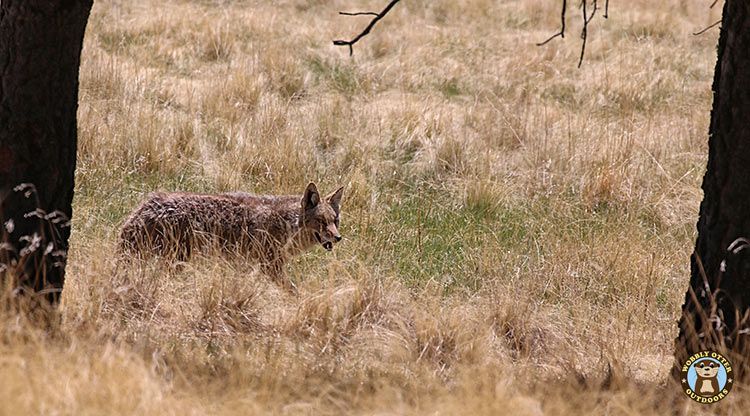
[681, 351, 733, 404]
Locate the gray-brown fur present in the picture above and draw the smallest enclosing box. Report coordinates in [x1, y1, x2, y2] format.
[119, 183, 344, 291]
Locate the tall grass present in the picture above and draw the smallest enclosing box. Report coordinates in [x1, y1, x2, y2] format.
[1, 0, 738, 414]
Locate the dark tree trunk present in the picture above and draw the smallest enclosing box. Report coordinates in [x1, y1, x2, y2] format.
[0, 1, 92, 305]
[675, 0, 750, 378]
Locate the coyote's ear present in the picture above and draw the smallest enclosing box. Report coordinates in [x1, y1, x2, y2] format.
[302, 182, 320, 210]
[326, 186, 344, 214]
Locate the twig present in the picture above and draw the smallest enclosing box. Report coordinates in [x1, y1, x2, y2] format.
[536, 0, 567, 46]
[339, 12, 379, 17]
[578, 0, 598, 68]
[333, 0, 402, 56]
[693, 19, 721, 36]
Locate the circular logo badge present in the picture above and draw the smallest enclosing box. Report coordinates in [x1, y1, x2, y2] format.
[681, 351, 733, 404]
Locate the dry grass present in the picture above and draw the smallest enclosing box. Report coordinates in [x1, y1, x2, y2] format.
[1, 0, 742, 414]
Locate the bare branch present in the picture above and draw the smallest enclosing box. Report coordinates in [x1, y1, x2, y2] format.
[333, 0, 402, 56]
[537, 0, 607, 68]
[690, 1, 721, 36]
[693, 19, 722, 36]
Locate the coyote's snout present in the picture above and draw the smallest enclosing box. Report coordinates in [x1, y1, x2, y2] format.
[119, 182, 344, 291]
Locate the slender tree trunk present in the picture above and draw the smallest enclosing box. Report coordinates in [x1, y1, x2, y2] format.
[0, 1, 92, 305]
[675, 0, 750, 379]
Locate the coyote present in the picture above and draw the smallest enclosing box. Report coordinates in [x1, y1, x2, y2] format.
[119, 183, 344, 291]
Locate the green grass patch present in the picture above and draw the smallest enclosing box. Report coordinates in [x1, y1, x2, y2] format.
[306, 56, 364, 96]
[437, 78, 462, 99]
[361, 191, 528, 291]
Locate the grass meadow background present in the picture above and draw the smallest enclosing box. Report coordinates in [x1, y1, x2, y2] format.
[0, 0, 738, 414]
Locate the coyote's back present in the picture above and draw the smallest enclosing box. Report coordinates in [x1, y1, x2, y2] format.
[119, 183, 344, 286]
[119, 192, 277, 260]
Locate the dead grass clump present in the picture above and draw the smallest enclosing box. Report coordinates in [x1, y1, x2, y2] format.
[580, 163, 629, 212]
[200, 71, 263, 123]
[258, 50, 308, 100]
[101, 264, 167, 325]
[80, 49, 126, 101]
[199, 27, 234, 62]
[289, 277, 392, 353]
[192, 277, 265, 340]
[413, 308, 462, 374]
[491, 306, 549, 360]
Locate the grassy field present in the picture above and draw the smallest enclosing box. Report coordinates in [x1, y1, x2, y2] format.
[0, 0, 740, 414]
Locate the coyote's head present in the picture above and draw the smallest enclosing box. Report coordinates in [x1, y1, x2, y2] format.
[301, 183, 344, 251]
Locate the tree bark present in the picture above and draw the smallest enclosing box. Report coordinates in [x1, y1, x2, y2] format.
[675, 0, 750, 379]
[0, 0, 92, 305]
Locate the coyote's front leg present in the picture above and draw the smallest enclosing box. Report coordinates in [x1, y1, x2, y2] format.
[261, 259, 297, 294]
